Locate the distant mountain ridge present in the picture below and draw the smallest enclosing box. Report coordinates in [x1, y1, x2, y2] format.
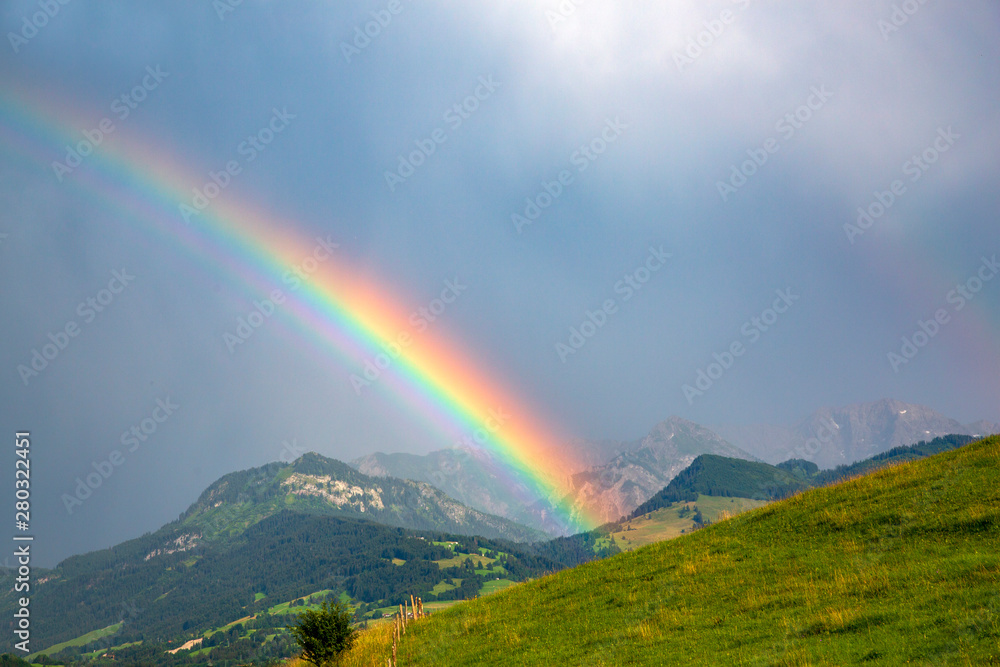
[351, 447, 571, 536]
[565, 417, 756, 523]
[966, 419, 1000, 437]
[356, 417, 756, 531]
[629, 454, 812, 518]
[180, 451, 546, 543]
[712, 398, 999, 468]
[627, 433, 977, 521]
[350, 399, 997, 534]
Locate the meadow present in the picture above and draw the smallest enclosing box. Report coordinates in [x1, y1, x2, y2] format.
[336, 435, 1000, 665]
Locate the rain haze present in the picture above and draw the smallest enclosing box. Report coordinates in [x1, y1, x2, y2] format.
[1, 1, 999, 567]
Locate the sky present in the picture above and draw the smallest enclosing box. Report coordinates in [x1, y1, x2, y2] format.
[1, 0, 998, 566]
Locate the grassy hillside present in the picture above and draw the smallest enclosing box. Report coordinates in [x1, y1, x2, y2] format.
[7, 512, 571, 660]
[809, 433, 975, 486]
[611, 495, 769, 552]
[369, 435, 1000, 665]
[630, 454, 812, 517]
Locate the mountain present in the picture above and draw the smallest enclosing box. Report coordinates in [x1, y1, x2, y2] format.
[351, 447, 571, 536]
[4, 512, 570, 659]
[351, 437, 640, 537]
[630, 432, 977, 520]
[354, 418, 754, 529]
[179, 452, 546, 543]
[705, 422, 799, 462]
[352, 402, 993, 531]
[629, 454, 812, 518]
[564, 417, 756, 523]
[805, 432, 978, 486]
[965, 419, 1000, 437]
[380, 435, 1000, 665]
[0, 453, 580, 658]
[713, 398, 999, 468]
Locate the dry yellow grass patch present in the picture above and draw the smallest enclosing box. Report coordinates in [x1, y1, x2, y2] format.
[283, 621, 396, 667]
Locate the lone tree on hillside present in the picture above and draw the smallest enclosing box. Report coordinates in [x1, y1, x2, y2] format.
[289, 600, 356, 666]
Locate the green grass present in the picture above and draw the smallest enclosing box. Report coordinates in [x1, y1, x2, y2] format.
[694, 494, 771, 522]
[384, 435, 1000, 665]
[254, 591, 267, 602]
[435, 553, 495, 569]
[203, 614, 255, 637]
[28, 623, 120, 658]
[431, 579, 460, 595]
[474, 566, 506, 576]
[610, 502, 695, 550]
[479, 579, 515, 595]
[610, 495, 769, 552]
[80, 640, 140, 660]
[263, 588, 337, 615]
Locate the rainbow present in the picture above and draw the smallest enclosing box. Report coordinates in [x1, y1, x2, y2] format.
[0, 86, 601, 533]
